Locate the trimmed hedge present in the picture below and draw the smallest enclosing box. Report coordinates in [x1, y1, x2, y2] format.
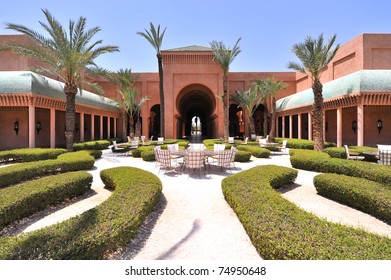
[73, 140, 110, 151]
[237, 145, 270, 158]
[314, 173, 391, 224]
[222, 165, 391, 259]
[275, 137, 336, 150]
[0, 148, 67, 163]
[141, 150, 156, 161]
[131, 146, 154, 158]
[0, 171, 93, 230]
[324, 146, 379, 162]
[0, 151, 95, 188]
[234, 150, 251, 162]
[290, 149, 391, 185]
[0, 167, 162, 259]
[86, 150, 102, 159]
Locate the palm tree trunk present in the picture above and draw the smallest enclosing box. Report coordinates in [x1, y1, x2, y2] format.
[64, 84, 77, 152]
[269, 96, 277, 141]
[249, 115, 255, 135]
[157, 54, 165, 137]
[129, 115, 135, 138]
[312, 79, 324, 151]
[122, 110, 127, 141]
[223, 73, 229, 140]
[263, 100, 268, 137]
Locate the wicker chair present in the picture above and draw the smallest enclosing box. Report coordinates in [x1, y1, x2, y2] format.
[155, 149, 174, 174]
[378, 150, 391, 165]
[184, 150, 205, 177]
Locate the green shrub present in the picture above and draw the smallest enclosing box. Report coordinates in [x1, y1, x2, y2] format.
[0, 167, 161, 259]
[324, 146, 379, 162]
[314, 174, 391, 224]
[290, 149, 391, 185]
[0, 148, 67, 163]
[73, 140, 110, 151]
[237, 145, 270, 158]
[275, 138, 336, 149]
[141, 150, 156, 161]
[0, 171, 92, 230]
[0, 151, 95, 188]
[86, 150, 102, 159]
[131, 146, 154, 158]
[222, 165, 391, 259]
[234, 150, 251, 162]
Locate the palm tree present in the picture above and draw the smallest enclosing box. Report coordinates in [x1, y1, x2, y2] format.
[288, 34, 339, 151]
[137, 22, 166, 137]
[108, 68, 141, 140]
[134, 95, 151, 137]
[253, 77, 287, 141]
[0, 9, 119, 151]
[210, 38, 241, 140]
[232, 86, 264, 135]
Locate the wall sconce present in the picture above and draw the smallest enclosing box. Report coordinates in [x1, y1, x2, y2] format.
[352, 120, 357, 133]
[75, 123, 79, 133]
[14, 121, 19, 135]
[377, 119, 383, 134]
[36, 121, 42, 134]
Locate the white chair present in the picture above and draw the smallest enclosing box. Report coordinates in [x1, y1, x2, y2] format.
[111, 140, 130, 156]
[127, 136, 131, 143]
[243, 137, 248, 145]
[377, 144, 391, 151]
[188, 143, 205, 151]
[133, 136, 139, 142]
[184, 150, 205, 178]
[215, 150, 233, 172]
[213, 143, 226, 152]
[344, 145, 364, 160]
[279, 139, 288, 154]
[378, 150, 391, 165]
[155, 149, 175, 174]
[150, 135, 154, 142]
[259, 138, 267, 147]
[141, 135, 146, 145]
[129, 140, 139, 149]
[228, 137, 235, 144]
[157, 137, 164, 144]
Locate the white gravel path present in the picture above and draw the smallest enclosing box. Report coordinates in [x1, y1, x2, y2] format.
[2, 148, 390, 260]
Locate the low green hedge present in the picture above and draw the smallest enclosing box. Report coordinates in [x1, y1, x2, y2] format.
[290, 149, 391, 185]
[73, 140, 110, 151]
[275, 138, 336, 149]
[0, 151, 95, 188]
[0, 167, 162, 259]
[0, 171, 93, 230]
[86, 150, 102, 159]
[131, 146, 154, 158]
[314, 174, 391, 224]
[141, 150, 155, 161]
[0, 148, 67, 163]
[234, 150, 251, 162]
[324, 146, 379, 162]
[237, 145, 270, 158]
[222, 165, 391, 259]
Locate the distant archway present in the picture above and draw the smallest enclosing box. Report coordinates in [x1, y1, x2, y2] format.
[176, 84, 216, 140]
[149, 104, 160, 138]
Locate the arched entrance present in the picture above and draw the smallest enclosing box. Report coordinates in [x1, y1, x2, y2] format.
[176, 84, 216, 141]
[149, 104, 160, 138]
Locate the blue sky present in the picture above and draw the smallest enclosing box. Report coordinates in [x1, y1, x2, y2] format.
[1, 0, 391, 72]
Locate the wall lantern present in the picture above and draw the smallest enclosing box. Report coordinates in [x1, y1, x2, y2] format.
[75, 123, 79, 133]
[14, 121, 19, 135]
[377, 119, 383, 134]
[352, 120, 357, 133]
[36, 121, 42, 134]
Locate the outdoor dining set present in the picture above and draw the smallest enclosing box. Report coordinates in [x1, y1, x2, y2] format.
[153, 143, 237, 177]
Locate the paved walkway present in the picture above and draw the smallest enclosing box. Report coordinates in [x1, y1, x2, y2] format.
[2, 149, 390, 260]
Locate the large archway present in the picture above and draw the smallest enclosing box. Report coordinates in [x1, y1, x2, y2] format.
[176, 84, 216, 141]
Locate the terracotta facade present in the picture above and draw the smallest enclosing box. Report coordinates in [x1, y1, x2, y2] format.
[1, 33, 391, 150]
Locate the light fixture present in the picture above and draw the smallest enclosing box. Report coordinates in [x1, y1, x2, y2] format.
[352, 120, 357, 133]
[75, 123, 79, 133]
[14, 121, 19, 135]
[36, 121, 41, 134]
[377, 119, 383, 134]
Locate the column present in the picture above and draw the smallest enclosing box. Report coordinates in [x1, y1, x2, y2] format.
[298, 113, 302, 139]
[100, 115, 103, 140]
[107, 116, 111, 139]
[308, 113, 313, 140]
[337, 107, 342, 147]
[91, 114, 95, 140]
[80, 113, 85, 142]
[357, 104, 364, 146]
[50, 108, 56, 148]
[289, 115, 293, 138]
[28, 105, 35, 148]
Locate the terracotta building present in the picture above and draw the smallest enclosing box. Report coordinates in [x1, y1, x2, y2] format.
[0, 33, 390, 150]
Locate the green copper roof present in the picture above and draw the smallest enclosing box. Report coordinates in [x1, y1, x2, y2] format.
[276, 70, 391, 111]
[0, 71, 119, 112]
[164, 45, 212, 52]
